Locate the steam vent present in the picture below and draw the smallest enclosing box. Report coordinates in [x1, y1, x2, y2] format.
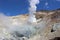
[0, 0, 60, 40]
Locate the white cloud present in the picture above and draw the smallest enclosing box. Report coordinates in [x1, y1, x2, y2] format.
[45, 2, 48, 6]
[56, 0, 60, 1]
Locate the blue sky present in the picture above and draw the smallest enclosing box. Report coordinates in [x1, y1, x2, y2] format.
[0, 0, 60, 16]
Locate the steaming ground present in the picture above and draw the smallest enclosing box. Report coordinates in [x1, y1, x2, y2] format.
[0, 13, 60, 40]
[0, 13, 51, 40]
[0, 14, 39, 40]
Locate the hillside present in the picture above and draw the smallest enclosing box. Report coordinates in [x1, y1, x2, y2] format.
[0, 9, 60, 40]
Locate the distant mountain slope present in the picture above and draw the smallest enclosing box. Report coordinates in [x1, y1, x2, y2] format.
[9, 9, 60, 23]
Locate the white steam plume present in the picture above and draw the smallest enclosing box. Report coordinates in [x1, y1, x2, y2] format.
[28, 0, 40, 23]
